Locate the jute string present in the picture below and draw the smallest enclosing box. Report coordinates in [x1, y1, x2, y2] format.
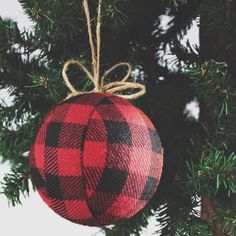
[62, 0, 146, 101]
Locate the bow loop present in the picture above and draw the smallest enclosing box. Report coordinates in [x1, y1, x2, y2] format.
[101, 62, 132, 86]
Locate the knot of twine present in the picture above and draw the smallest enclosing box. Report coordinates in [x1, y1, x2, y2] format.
[62, 0, 146, 101]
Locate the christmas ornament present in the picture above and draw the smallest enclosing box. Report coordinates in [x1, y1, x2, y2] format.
[29, 0, 163, 226]
[30, 92, 163, 226]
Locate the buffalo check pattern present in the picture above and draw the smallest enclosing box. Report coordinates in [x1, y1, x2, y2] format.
[30, 93, 163, 226]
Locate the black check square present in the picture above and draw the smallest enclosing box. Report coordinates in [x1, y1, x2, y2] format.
[60, 176, 85, 200]
[58, 123, 86, 149]
[45, 122, 62, 147]
[140, 176, 158, 200]
[148, 128, 161, 153]
[45, 174, 62, 199]
[97, 168, 128, 194]
[31, 168, 45, 188]
[105, 121, 132, 146]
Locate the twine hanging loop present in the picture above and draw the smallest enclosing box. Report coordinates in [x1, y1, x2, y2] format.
[62, 0, 146, 101]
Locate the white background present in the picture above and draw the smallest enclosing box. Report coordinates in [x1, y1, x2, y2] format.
[0, 1, 198, 236]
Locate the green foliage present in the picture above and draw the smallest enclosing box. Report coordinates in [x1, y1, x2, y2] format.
[215, 200, 236, 236]
[187, 60, 236, 150]
[103, 0, 129, 32]
[155, 195, 210, 236]
[102, 206, 153, 236]
[188, 61, 236, 119]
[0, 162, 31, 206]
[187, 150, 236, 197]
[169, 0, 187, 8]
[184, 60, 236, 235]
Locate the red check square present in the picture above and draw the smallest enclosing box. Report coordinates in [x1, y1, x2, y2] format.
[129, 147, 152, 174]
[65, 200, 93, 220]
[35, 123, 47, 145]
[34, 144, 45, 169]
[149, 152, 163, 178]
[83, 141, 106, 168]
[58, 148, 82, 176]
[129, 124, 152, 149]
[115, 104, 144, 123]
[106, 195, 140, 218]
[122, 172, 147, 198]
[64, 104, 93, 124]
[91, 110, 104, 120]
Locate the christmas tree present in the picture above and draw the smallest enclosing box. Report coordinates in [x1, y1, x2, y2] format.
[0, 0, 235, 235]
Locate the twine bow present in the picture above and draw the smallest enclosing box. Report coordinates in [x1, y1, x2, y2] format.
[62, 0, 146, 101]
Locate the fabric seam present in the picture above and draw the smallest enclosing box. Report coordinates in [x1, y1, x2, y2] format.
[80, 96, 111, 224]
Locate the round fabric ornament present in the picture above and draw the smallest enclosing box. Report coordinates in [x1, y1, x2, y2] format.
[29, 0, 163, 226]
[30, 92, 163, 226]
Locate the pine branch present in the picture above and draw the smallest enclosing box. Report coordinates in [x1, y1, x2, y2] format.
[154, 184, 210, 236]
[184, 59, 236, 236]
[186, 150, 236, 197]
[188, 61, 234, 118]
[214, 200, 236, 236]
[0, 162, 31, 206]
[102, 206, 153, 236]
[169, 0, 187, 8]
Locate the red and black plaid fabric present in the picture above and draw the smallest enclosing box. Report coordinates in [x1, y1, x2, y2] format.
[29, 93, 163, 226]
